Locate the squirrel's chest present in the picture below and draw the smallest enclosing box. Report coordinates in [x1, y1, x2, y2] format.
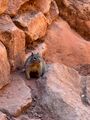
[30, 63, 41, 72]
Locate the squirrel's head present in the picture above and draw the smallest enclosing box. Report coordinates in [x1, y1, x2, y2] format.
[30, 52, 41, 63]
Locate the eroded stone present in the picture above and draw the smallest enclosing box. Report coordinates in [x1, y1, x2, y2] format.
[0, 0, 8, 14]
[46, 0, 59, 24]
[34, 0, 51, 13]
[37, 63, 90, 120]
[0, 73, 32, 117]
[44, 18, 90, 67]
[0, 15, 25, 70]
[0, 0, 8, 15]
[0, 42, 10, 90]
[55, 0, 90, 40]
[0, 111, 7, 120]
[13, 11, 48, 45]
[6, 0, 29, 16]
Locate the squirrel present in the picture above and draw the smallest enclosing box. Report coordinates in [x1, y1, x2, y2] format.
[24, 52, 46, 79]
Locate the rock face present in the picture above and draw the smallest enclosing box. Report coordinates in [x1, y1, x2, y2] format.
[34, 0, 52, 13]
[0, 0, 8, 15]
[0, 15, 25, 70]
[46, 0, 59, 24]
[0, 112, 7, 120]
[0, 73, 32, 117]
[13, 11, 48, 45]
[0, 42, 10, 90]
[37, 63, 90, 120]
[44, 18, 90, 67]
[55, 0, 90, 40]
[0, 0, 90, 119]
[6, 0, 29, 16]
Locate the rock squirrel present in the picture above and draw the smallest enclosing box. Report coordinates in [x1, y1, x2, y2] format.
[24, 53, 46, 79]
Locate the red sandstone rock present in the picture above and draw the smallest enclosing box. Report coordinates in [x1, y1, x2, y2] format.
[46, 0, 59, 24]
[13, 11, 48, 48]
[0, 112, 7, 120]
[6, 0, 29, 16]
[44, 18, 90, 67]
[38, 63, 90, 120]
[0, 0, 8, 15]
[0, 73, 32, 117]
[55, 0, 90, 40]
[0, 15, 25, 70]
[34, 0, 51, 13]
[0, 42, 10, 90]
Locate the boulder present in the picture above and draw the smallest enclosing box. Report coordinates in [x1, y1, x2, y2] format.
[13, 12, 48, 47]
[0, 73, 32, 117]
[44, 18, 90, 67]
[37, 63, 90, 120]
[0, 15, 25, 70]
[0, 0, 8, 15]
[0, 42, 10, 90]
[55, 0, 90, 40]
[6, 0, 29, 16]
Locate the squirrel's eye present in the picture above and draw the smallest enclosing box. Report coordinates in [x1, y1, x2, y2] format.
[33, 57, 36, 60]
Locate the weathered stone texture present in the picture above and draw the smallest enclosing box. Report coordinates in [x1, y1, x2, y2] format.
[0, 42, 10, 90]
[0, 15, 25, 70]
[38, 63, 90, 120]
[34, 0, 52, 13]
[44, 18, 90, 67]
[0, 73, 32, 117]
[6, 0, 29, 16]
[46, 0, 59, 24]
[55, 0, 90, 40]
[0, 0, 8, 15]
[0, 112, 7, 120]
[13, 12, 48, 47]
